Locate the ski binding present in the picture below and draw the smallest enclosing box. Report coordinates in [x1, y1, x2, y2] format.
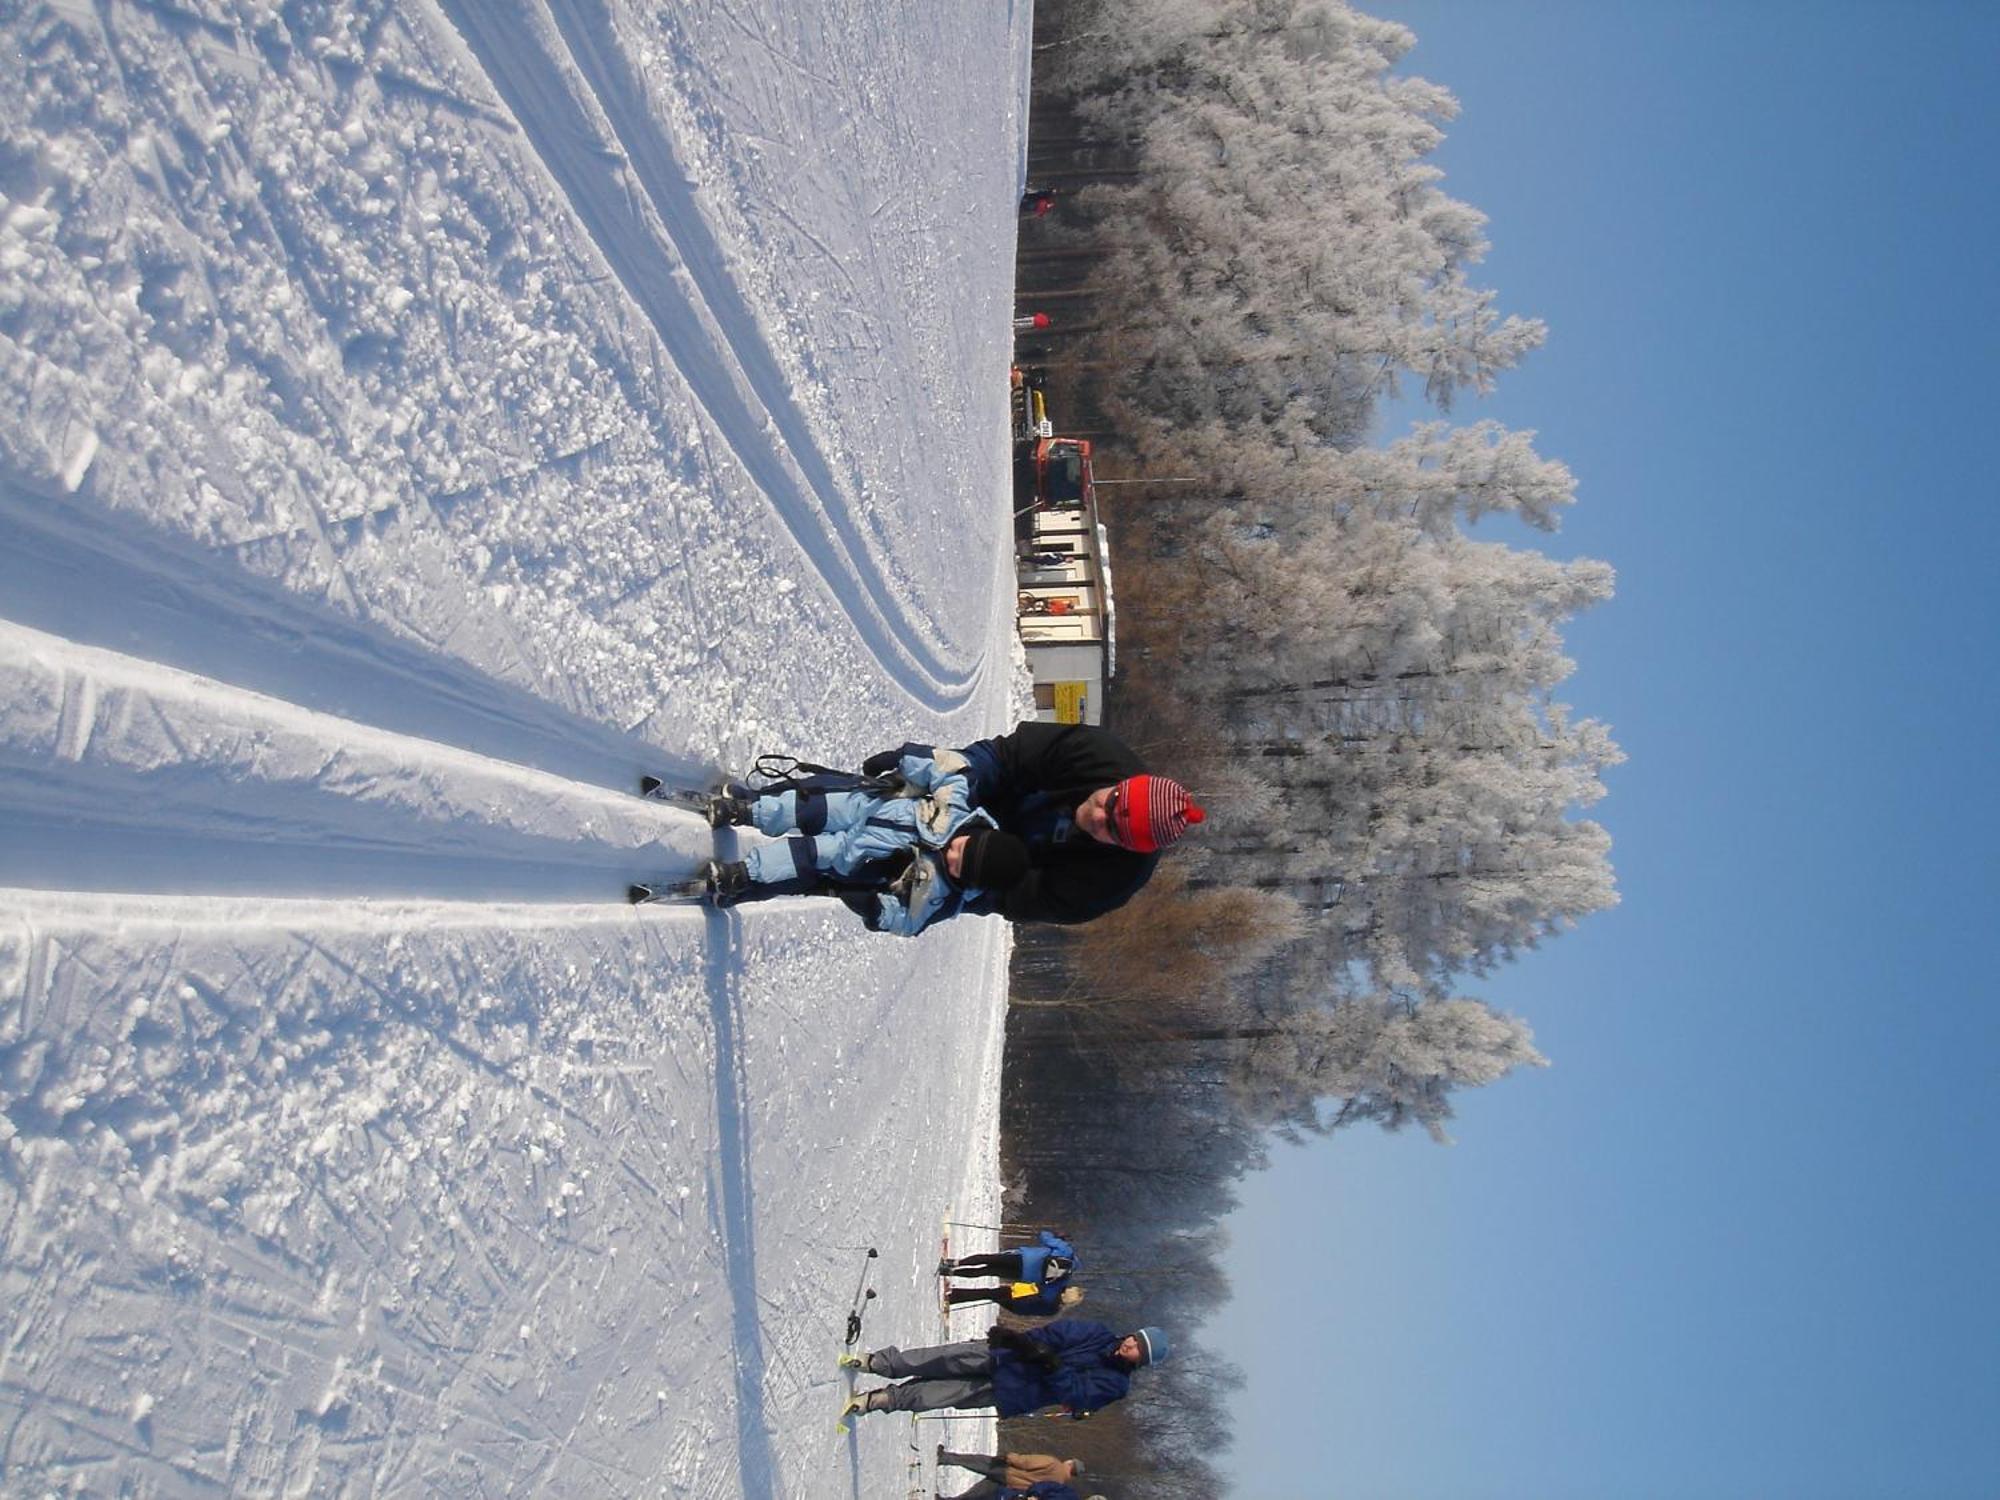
[638, 775, 715, 816]
[627, 876, 711, 906]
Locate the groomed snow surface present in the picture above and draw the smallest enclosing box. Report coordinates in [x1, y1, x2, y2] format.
[1, 0, 1031, 1493]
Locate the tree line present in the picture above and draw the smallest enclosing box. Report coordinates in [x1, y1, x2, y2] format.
[1001, 3, 1618, 1491]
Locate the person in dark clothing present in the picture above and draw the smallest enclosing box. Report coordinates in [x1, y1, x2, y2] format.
[941, 1480, 1093, 1500]
[839, 1320, 1169, 1420]
[860, 722, 1204, 926]
[692, 723, 1199, 931]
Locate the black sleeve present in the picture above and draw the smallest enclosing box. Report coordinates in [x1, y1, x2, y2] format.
[976, 722, 1121, 798]
[998, 849, 1159, 926]
[996, 868, 1095, 926]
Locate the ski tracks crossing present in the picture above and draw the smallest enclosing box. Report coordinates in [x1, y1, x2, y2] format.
[431, 0, 987, 714]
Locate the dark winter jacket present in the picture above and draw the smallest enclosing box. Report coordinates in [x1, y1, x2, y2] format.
[989, 1318, 1133, 1419]
[1003, 1485, 1081, 1500]
[1016, 1230, 1078, 1285]
[867, 722, 1158, 925]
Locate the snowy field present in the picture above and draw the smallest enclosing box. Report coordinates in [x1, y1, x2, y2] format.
[0, 0, 1030, 1493]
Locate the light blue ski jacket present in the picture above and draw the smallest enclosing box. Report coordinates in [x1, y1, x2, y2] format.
[864, 751, 996, 937]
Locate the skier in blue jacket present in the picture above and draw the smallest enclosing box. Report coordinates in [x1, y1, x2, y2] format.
[840, 1320, 1169, 1421]
[947, 1280, 1084, 1317]
[942, 1232, 1080, 1314]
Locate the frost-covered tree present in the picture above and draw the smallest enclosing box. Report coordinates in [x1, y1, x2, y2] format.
[1231, 994, 1548, 1142]
[1006, 6, 1614, 1492]
[1040, 0, 1542, 436]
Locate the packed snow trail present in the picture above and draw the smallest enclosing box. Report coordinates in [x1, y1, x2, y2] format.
[436, 0, 983, 709]
[0, 619, 715, 900]
[0, 0, 1030, 1493]
[0, 474, 697, 794]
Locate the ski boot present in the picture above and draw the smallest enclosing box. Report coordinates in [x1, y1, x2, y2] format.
[837, 1388, 888, 1431]
[935, 1257, 957, 1277]
[836, 1351, 866, 1372]
[704, 858, 752, 906]
[705, 783, 756, 829]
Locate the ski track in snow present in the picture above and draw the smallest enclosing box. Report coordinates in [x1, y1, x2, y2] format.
[436, 0, 979, 709]
[0, 0, 1029, 1493]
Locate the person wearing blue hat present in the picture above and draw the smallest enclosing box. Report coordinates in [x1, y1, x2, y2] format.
[840, 1318, 1171, 1422]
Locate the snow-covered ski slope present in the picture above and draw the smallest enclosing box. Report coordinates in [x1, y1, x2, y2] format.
[0, 1, 1029, 1492]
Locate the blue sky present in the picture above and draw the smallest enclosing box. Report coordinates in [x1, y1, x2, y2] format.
[1211, 4, 2000, 1497]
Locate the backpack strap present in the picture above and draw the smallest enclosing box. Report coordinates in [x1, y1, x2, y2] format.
[748, 752, 911, 799]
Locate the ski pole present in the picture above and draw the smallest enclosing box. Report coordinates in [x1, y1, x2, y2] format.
[845, 1248, 879, 1346]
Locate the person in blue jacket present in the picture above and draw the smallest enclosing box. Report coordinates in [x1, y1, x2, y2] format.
[702, 749, 1031, 935]
[947, 1281, 1084, 1317]
[942, 1231, 1080, 1315]
[949, 1482, 1094, 1500]
[839, 1319, 1169, 1421]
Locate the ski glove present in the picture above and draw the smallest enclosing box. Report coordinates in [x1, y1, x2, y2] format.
[988, 1325, 1060, 1373]
[985, 1323, 1035, 1351]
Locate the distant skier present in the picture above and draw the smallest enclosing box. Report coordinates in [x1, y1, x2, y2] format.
[1020, 188, 1058, 216]
[937, 1448, 1091, 1500]
[942, 1232, 1082, 1315]
[839, 1320, 1169, 1421]
[1013, 311, 1053, 333]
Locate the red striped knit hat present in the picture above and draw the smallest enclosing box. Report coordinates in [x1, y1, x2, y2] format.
[1108, 775, 1205, 854]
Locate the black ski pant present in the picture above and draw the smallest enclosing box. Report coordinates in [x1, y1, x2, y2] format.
[946, 1285, 1040, 1311]
[945, 1251, 1027, 1281]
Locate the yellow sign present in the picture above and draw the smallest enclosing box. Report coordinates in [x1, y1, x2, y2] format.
[1052, 681, 1088, 723]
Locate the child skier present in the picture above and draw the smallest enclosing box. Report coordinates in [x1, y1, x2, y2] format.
[701, 749, 1031, 936]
